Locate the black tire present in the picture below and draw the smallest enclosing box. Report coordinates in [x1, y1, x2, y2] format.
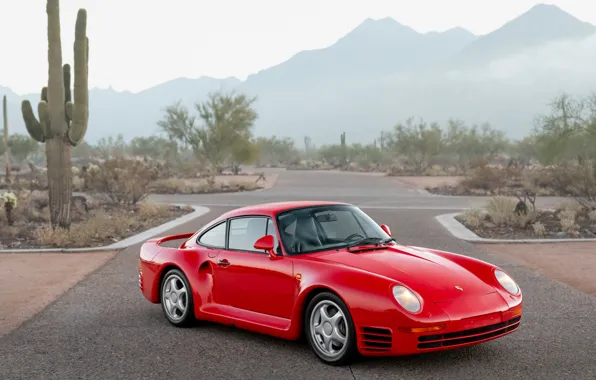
[304, 292, 357, 365]
[160, 268, 195, 327]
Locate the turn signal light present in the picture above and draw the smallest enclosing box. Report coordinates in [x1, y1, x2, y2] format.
[510, 305, 522, 316]
[399, 324, 446, 333]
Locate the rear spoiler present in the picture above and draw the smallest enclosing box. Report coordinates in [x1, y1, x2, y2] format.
[141, 233, 195, 261]
[144, 232, 195, 246]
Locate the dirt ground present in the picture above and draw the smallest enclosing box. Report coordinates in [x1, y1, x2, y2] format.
[477, 242, 596, 297]
[0, 251, 117, 337]
[390, 175, 464, 189]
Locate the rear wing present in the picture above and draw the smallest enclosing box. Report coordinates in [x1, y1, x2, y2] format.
[140, 233, 195, 261]
[144, 232, 194, 246]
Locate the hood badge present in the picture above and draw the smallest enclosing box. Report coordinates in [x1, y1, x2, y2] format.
[454, 286, 463, 291]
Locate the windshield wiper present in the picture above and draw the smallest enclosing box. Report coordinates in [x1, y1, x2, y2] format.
[346, 237, 395, 250]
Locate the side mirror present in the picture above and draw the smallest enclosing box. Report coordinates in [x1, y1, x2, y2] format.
[254, 235, 277, 258]
[380, 224, 391, 236]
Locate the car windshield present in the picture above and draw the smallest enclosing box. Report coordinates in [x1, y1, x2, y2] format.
[275, 204, 393, 255]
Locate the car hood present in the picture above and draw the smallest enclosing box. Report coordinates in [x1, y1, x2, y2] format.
[315, 244, 496, 302]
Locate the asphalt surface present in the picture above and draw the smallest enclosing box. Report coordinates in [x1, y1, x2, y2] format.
[1, 169, 595, 380]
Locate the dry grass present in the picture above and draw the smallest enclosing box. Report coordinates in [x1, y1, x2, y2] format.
[532, 221, 546, 236]
[460, 209, 485, 229]
[151, 177, 263, 194]
[34, 204, 177, 247]
[486, 197, 517, 226]
[390, 176, 465, 189]
[1, 189, 193, 249]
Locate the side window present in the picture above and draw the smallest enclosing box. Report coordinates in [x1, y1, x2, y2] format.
[228, 217, 268, 252]
[316, 210, 363, 240]
[198, 222, 227, 248]
[266, 218, 279, 251]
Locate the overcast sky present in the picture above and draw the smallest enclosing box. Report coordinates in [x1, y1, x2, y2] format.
[0, 0, 594, 95]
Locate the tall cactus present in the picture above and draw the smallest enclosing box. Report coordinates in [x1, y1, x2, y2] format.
[340, 132, 347, 167]
[21, 0, 89, 229]
[2, 95, 10, 184]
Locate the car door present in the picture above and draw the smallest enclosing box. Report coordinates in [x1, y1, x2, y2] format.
[194, 220, 228, 305]
[214, 215, 296, 319]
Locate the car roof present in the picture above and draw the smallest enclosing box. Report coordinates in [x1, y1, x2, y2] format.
[219, 200, 352, 219]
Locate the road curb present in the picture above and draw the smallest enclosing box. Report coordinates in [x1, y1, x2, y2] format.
[0, 204, 211, 254]
[435, 212, 596, 244]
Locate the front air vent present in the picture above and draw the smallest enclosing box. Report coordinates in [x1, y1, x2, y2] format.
[359, 326, 393, 352]
[417, 316, 521, 349]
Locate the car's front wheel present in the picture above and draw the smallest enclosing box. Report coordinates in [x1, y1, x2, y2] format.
[160, 268, 194, 327]
[304, 292, 357, 365]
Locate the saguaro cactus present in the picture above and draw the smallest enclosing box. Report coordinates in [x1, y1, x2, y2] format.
[21, 0, 89, 229]
[2, 95, 10, 184]
[340, 132, 347, 167]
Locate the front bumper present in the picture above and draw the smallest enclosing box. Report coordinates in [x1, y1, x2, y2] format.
[356, 292, 522, 356]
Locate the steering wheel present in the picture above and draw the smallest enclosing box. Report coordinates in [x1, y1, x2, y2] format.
[344, 233, 365, 241]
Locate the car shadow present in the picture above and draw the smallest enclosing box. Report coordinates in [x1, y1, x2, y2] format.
[153, 312, 501, 368]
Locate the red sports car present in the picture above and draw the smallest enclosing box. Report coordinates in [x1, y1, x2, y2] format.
[139, 201, 522, 365]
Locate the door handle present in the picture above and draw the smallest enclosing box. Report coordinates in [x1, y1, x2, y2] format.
[218, 259, 230, 267]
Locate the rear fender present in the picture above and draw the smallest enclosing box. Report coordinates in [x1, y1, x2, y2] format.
[139, 233, 203, 304]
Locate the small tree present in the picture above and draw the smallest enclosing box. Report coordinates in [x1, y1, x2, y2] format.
[534, 93, 596, 209]
[8, 134, 40, 164]
[387, 118, 443, 174]
[158, 91, 258, 174]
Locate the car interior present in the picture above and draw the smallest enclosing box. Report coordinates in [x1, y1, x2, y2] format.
[277, 209, 366, 254]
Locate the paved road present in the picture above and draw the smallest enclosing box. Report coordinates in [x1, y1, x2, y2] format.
[1, 170, 595, 380]
[150, 169, 568, 210]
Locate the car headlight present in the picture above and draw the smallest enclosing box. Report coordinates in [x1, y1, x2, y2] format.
[392, 285, 422, 313]
[495, 270, 520, 295]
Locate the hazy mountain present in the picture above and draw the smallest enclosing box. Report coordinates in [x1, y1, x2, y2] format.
[453, 3, 596, 67]
[242, 18, 477, 89]
[2, 3, 596, 145]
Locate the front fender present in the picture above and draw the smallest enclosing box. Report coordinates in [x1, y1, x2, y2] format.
[287, 260, 450, 339]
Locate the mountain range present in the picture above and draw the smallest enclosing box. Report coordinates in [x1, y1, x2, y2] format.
[2, 3, 596, 146]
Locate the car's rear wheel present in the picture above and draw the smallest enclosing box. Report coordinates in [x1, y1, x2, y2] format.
[160, 268, 194, 327]
[305, 292, 357, 365]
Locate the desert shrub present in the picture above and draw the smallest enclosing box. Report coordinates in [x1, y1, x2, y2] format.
[35, 210, 128, 246]
[137, 203, 171, 219]
[550, 160, 596, 209]
[589, 209, 596, 222]
[461, 209, 485, 228]
[557, 200, 584, 213]
[558, 209, 579, 234]
[72, 175, 84, 191]
[34, 204, 186, 248]
[511, 210, 538, 228]
[151, 177, 261, 194]
[486, 197, 517, 226]
[422, 165, 449, 176]
[1, 191, 18, 225]
[532, 221, 546, 236]
[86, 158, 159, 204]
[460, 166, 503, 191]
